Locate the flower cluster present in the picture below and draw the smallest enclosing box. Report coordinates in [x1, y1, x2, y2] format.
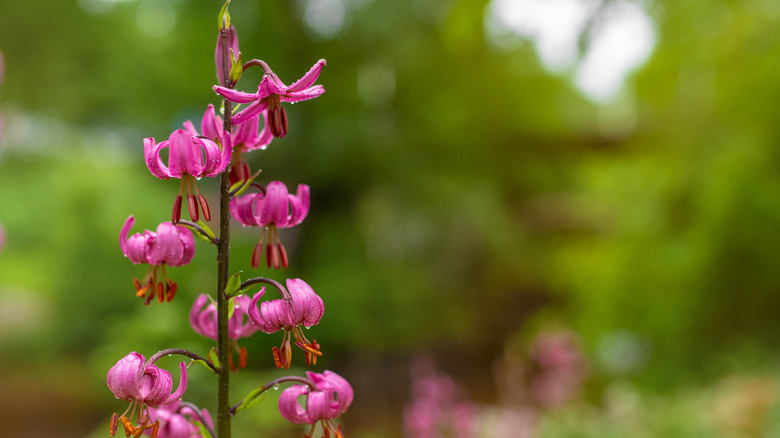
[109, 4, 353, 437]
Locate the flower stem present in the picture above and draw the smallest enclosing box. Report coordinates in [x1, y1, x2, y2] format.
[145, 348, 219, 374]
[217, 26, 234, 438]
[239, 276, 291, 300]
[229, 375, 318, 415]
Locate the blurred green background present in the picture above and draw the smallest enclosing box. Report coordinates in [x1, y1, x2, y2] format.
[3, 0, 780, 437]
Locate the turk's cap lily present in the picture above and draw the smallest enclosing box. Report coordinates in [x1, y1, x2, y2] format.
[189, 293, 259, 341]
[278, 370, 353, 425]
[144, 128, 232, 180]
[248, 278, 324, 334]
[230, 182, 310, 228]
[213, 59, 326, 126]
[120, 216, 195, 267]
[106, 352, 188, 408]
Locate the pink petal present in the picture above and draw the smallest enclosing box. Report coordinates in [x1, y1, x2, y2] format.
[144, 137, 173, 179]
[287, 59, 326, 93]
[278, 384, 312, 424]
[213, 85, 259, 104]
[231, 100, 269, 125]
[280, 85, 325, 103]
[259, 182, 290, 226]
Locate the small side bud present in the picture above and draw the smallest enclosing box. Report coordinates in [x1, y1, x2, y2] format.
[229, 50, 243, 83]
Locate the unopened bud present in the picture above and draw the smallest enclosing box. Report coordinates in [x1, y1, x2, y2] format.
[218, 0, 231, 30]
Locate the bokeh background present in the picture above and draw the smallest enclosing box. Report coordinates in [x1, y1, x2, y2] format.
[3, 0, 780, 437]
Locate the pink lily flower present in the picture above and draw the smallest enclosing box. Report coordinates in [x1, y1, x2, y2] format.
[119, 215, 195, 305]
[107, 352, 188, 438]
[278, 370, 353, 438]
[189, 293, 258, 370]
[249, 278, 324, 369]
[213, 59, 326, 138]
[146, 401, 213, 438]
[144, 128, 232, 223]
[230, 181, 310, 269]
[183, 104, 272, 186]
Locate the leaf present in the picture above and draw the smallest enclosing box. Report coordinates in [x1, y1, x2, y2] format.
[234, 387, 266, 415]
[192, 419, 215, 438]
[229, 168, 263, 198]
[226, 271, 242, 298]
[196, 220, 217, 241]
[208, 347, 221, 372]
[191, 359, 218, 374]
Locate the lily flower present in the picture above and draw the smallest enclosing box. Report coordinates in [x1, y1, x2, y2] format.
[146, 401, 213, 438]
[230, 181, 310, 269]
[249, 278, 324, 369]
[107, 352, 188, 438]
[144, 128, 232, 223]
[278, 370, 353, 438]
[189, 293, 258, 369]
[213, 59, 326, 138]
[183, 104, 272, 186]
[119, 215, 195, 305]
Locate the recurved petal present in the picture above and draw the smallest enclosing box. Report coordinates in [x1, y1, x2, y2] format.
[321, 370, 354, 414]
[119, 215, 135, 258]
[257, 73, 288, 98]
[144, 137, 173, 179]
[282, 84, 325, 103]
[259, 182, 290, 226]
[106, 352, 145, 402]
[213, 85, 259, 104]
[278, 384, 312, 424]
[287, 279, 324, 328]
[126, 233, 151, 265]
[231, 100, 269, 125]
[148, 222, 184, 265]
[189, 294, 213, 339]
[200, 104, 222, 141]
[287, 59, 326, 93]
[287, 184, 310, 227]
[176, 225, 196, 266]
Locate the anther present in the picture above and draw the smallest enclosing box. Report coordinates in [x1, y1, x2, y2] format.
[187, 194, 200, 223]
[110, 413, 119, 436]
[197, 194, 211, 222]
[172, 195, 183, 224]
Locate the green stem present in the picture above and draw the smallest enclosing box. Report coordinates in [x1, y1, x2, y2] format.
[217, 25, 234, 438]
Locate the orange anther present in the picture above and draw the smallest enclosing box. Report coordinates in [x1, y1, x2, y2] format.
[110, 413, 119, 436]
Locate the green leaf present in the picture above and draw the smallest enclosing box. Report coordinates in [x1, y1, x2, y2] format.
[234, 387, 266, 415]
[229, 168, 263, 198]
[208, 347, 221, 372]
[226, 271, 242, 298]
[191, 359, 218, 374]
[192, 419, 215, 438]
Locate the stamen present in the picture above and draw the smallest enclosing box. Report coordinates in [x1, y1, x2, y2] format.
[266, 242, 278, 269]
[156, 281, 165, 303]
[172, 195, 183, 224]
[197, 193, 211, 222]
[110, 413, 119, 436]
[149, 420, 160, 438]
[120, 416, 135, 437]
[166, 279, 177, 302]
[277, 242, 288, 268]
[239, 346, 248, 368]
[272, 346, 284, 369]
[251, 241, 264, 269]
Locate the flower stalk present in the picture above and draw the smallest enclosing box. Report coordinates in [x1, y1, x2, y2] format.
[217, 22, 235, 438]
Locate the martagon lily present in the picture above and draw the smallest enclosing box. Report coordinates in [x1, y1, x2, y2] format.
[230, 181, 310, 269]
[213, 59, 326, 138]
[119, 215, 195, 305]
[144, 128, 232, 223]
[107, 352, 188, 438]
[249, 278, 324, 369]
[278, 370, 353, 438]
[189, 293, 258, 369]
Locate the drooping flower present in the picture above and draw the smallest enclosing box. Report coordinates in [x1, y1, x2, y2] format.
[144, 128, 232, 223]
[107, 352, 188, 438]
[230, 181, 310, 269]
[189, 293, 258, 369]
[278, 370, 353, 438]
[249, 278, 323, 369]
[213, 59, 326, 138]
[146, 401, 213, 438]
[119, 215, 195, 304]
[183, 104, 271, 186]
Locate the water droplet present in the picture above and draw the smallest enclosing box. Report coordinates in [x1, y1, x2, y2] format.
[168, 354, 172, 357]
[272, 384, 279, 391]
